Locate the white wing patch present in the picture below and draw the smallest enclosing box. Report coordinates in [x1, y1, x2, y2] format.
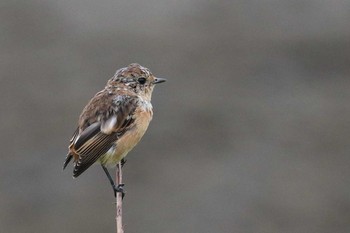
[101, 115, 117, 134]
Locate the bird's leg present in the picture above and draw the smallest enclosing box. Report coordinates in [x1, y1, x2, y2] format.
[101, 165, 125, 198]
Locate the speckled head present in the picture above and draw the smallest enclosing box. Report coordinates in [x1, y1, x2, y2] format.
[115, 63, 151, 79]
[107, 63, 166, 99]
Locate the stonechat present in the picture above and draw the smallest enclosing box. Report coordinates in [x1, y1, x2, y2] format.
[63, 63, 166, 196]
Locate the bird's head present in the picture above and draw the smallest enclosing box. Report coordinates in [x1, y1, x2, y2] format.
[107, 63, 166, 100]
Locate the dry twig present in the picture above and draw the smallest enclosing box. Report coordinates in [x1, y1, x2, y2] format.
[116, 162, 124, 233]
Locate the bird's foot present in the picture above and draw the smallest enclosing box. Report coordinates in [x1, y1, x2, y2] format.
[121, 158, 127, 167]
[113, 183, 125, 199]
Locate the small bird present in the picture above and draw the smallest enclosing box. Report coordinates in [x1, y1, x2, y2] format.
[63, 63, 166, 196]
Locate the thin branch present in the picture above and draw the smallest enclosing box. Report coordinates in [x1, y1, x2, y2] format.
[116, 162, 124, 233]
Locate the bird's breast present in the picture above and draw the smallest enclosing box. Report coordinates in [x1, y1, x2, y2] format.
[99, 106, 153, 165]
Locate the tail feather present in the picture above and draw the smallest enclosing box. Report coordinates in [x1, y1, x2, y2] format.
[63, 153, 73, 170]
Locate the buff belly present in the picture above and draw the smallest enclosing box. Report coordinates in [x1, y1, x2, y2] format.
[98, 110, 152, 166]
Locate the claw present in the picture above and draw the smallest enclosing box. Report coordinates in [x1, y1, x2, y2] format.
[113, 183, 125, 199]
[121, 158, 127, 167]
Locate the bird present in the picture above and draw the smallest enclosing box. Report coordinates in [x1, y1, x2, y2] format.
[63, 63, 166, 196]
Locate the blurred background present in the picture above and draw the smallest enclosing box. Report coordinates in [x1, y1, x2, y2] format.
[1, 0, 350, 232]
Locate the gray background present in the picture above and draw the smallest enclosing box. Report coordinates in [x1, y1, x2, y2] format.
[1, 1, 350, 232]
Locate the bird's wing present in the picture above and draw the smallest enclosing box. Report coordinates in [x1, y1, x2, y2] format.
[71, 95, 138, 177]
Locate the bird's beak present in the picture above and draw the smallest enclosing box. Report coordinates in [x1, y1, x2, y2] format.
[153, 77, 166, 84]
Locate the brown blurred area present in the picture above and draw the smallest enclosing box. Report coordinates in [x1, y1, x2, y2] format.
[1, 1, 350, 232]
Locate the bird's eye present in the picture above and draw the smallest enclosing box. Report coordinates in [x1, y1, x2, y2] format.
[138, 77, 146, 84]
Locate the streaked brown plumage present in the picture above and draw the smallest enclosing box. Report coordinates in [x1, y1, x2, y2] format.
[63, 63, 165, 179]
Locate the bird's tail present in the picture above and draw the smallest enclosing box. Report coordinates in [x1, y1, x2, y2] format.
[63, 153, 73, 170]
